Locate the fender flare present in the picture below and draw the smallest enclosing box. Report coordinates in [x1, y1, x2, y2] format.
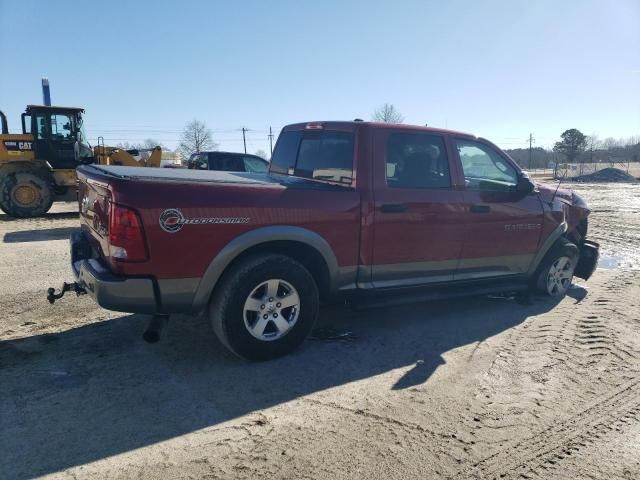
[527, 221, 568, 276]
[191, 225, 339, 312]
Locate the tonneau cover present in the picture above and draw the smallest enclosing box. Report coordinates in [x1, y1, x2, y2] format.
[79, 165, 277, 185]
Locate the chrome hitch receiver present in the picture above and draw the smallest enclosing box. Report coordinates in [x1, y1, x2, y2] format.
[47, 282, 88, 304]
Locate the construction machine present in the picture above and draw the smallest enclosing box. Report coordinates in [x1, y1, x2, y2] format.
[0, 105, 161, 218]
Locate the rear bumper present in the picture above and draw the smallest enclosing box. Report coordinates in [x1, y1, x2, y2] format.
[575, 240, 599, 280]
[70, 230, 158, 314]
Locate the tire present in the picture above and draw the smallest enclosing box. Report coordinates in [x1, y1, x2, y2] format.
[533, 238, 579, 298]
[209, 254, 319, 361]
[0, 170, 54, 218]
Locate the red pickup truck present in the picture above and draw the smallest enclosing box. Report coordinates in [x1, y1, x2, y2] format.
[50, 121, 599, 360]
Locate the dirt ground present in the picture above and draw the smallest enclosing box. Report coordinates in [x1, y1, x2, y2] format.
[1, 183, 639, 480]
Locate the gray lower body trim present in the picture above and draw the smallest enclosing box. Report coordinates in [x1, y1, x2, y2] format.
[157, 278, 200, 313]
[336, 266, 358, 291]
[362, 253, 536, 289]
[455, 254, 534, 280]
[371, 259, 457, 288]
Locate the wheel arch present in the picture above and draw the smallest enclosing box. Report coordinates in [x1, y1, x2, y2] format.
[527, 221, 568, 276]
[191, 226, 342, 312]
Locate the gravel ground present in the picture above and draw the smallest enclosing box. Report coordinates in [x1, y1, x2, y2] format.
[1, 183, 639, 480]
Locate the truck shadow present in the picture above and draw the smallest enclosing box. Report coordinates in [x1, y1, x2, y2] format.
[0, 294, 559, 478]
[0, 211, 79, 222]
[3, 227, 78, 243]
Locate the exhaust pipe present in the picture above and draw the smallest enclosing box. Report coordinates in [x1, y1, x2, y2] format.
[42, 77, 51, 106]
[0, 110, 8, 134]
[143, 315, 169, 343]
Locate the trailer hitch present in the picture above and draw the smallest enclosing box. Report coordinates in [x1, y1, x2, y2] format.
[47, 282, 87, 304]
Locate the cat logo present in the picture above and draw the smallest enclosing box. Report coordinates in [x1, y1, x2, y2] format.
[2, 140, 32, 151]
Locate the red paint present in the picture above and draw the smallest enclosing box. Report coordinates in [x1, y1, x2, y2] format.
[76, 122, 590, 283]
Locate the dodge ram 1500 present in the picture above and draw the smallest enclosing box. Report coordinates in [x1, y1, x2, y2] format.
[48, 121, 599, 360]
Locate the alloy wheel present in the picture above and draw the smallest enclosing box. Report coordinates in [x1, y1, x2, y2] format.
[243, 279, 300, 341]
[546, 256, 574, 297]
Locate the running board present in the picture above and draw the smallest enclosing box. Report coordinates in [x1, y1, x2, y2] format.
[350, 277, 529, 310]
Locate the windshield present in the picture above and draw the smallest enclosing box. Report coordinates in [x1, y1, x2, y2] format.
[76, 113, 93, 160]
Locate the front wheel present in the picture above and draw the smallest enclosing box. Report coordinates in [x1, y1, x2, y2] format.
[209, 254, 319, 361]
[534, 239, 578, 297]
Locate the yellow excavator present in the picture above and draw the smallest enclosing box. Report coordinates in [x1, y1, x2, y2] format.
[0, 105, 162, 218]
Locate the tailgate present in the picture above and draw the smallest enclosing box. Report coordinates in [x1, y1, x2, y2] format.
[77, 166, 113, 261]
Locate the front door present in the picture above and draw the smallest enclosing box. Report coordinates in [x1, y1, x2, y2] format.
[453, 138, 544, 280]
[370, 129, 465, 287]
[33, 111, 78, 169]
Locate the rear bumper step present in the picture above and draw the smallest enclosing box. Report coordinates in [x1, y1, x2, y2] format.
[65, 230, 158, 314]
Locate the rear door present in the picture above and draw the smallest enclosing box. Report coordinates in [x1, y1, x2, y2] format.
[370, 129, 465, 287]
[453, 138, 544, 279]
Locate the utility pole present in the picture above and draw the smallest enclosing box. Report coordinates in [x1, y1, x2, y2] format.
[528, 133, 533, 171]
[268, 126, 274, 156]
[241, 127, 247, 154]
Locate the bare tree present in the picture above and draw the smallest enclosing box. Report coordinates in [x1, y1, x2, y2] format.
[601, 137, 620, 150]
[372, 103, 404, 123]
[585, 134, 600, 172]
[178, 120, 217, 159]
[254, 149, 268, 160]
[140, 138, 163, 150]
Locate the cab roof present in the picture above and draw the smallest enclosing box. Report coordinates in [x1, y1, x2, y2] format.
[283, 120, 478, 139]
[25, 105, 85, 114]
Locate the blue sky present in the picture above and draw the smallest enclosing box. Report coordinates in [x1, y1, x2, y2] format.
[1, 0, 638, 154]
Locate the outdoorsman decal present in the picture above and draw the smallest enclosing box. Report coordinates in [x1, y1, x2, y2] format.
[159, 208, 249, 233]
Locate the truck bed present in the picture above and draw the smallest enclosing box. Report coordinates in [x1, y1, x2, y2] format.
[80, 165, 349, 190]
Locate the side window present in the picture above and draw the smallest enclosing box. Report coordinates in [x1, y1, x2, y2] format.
[386, 133, 451, 188]
[456, 139, 518, 190]
[296, 131, 353, 184]
[270, 130, 302, 175]
[190, 153, 209, 169]
[219, 155, 244, 171]
[50, 114, 74, 139]
[22, 115, 31, 134]
[35, 114, 48, 139]
[243, 156, 268, 173]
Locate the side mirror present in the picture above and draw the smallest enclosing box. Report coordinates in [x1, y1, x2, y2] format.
[516, 173, 535, 195]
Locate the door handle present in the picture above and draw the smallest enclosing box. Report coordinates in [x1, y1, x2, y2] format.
[470, 205, 491, 213]
[381, 203, 407, 213]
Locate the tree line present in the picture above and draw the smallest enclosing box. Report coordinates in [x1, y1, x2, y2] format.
[505, 130, 640, 171]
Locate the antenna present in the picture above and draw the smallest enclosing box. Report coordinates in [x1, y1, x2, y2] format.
[550, 165, 567, 205]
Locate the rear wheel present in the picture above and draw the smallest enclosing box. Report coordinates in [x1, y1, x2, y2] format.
[0, 170, 54, 218]
[534, 239, 578, 298]
[209, 254, 319, 361]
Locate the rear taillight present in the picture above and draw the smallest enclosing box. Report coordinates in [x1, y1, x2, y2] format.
[108, 204, 147, 261]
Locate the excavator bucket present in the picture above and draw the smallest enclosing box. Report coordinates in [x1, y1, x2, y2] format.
[94, 145, 162, 167]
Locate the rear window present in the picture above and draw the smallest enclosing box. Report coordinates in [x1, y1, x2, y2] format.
[270, 130, 354, 184]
